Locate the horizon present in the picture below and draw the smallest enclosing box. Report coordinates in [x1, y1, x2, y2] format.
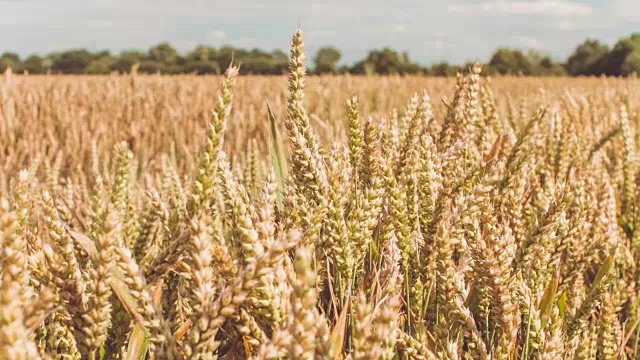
[2, 0, 638, 65]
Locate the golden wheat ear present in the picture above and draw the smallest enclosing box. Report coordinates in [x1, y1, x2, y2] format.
[8, 27, 640, 360]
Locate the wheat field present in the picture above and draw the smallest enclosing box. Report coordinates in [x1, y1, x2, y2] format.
[1, 30, 640, 359]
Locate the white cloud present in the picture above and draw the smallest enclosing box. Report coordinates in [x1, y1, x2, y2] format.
[448, 1, 592, 17]
[518, 36, 544, 49]
[208, 30, 226, 40]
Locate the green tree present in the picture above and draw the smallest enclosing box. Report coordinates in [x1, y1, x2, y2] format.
[0, 52, 21, 72]
[184, 46, 221, 74]
[520, 50, 567, 76]
[403, 62, 426, 75]
[351, 48, 423, 75]
[270, 50, 289, 74]
[22, 55, 45, 74]
[187, 45, 218, 62]
[86, 60, 110, 74]
[243, 49, 288, 75]
[370, 48, 403, 75]
[566, 39, 609, 76]
[51, 50, 93, 74]
[138, 60, 163, 74]
[602, 33, 640, 76]
[430, 62, 461, 77]
[86, 51, 114, 74]
[214, 46, 240, 70]
[182, 45, 220, 74]
[165, 54, 188, 74]
[184, 60, 220, 74]
[314, 47, 341, 74]
[148, 42, 179, 64]
[488, 48, 533, 75]
[536, 56, 567, 76]
[622, 51, 640, 77]
[111, 50, 146, 73]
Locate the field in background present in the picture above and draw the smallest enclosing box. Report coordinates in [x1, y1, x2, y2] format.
[3, 32, 640, 359]
[1, 72, 637, 187]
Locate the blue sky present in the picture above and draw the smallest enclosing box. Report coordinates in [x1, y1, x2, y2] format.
[1, 0, 638, 65]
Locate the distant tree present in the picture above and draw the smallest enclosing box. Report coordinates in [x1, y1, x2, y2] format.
[50, 50, 93, 74]
[187, 45, 218, 62]
[337, 65, 351, 74]
[518, 50, 568, 76]
[370, 48, 403, 75]
[351, 48, 423, 75]
[22, 55, 45, 74]
[622, 51, 640, 77]
[86, 60, 109, 74]
[86, 58, 112, 74]
[138, 60, 163, 74]
[566, 39, 609, 76]
[166, 54, 188, 74]
[42, 57, 54, 72]
[211, 48, 287, 75]
[85, 51, 115, 74]
[536, 56, 567, 76]
[215, 46, 239, 70]
[403, 62, 427, 75]
[184, 46, 216, 73]
[239, 49, 286, 74]
[430, 62, 462, 77]
[184, 60, 220, 74]
[0, 52, 20, 63]
[242, 51, 275, 74]
[362, 61, 376, 76]
[270, 50, 289, 74]
[21, 34, 640, 77]
[537, 57, 569, 76]
[314, 47, 341, 74]
[350, 49, 393, 75]
[111, 51, 146, 73]
[148, 42, 179, 64]
[271, 49, 288, 63]
[601, 33, 640, 76]
[0, 52, 21, 72]
[481, 65, 498, 76]
[488, 48, 533, 75]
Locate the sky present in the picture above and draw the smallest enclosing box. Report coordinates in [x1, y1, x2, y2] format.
[1, 0, 639, 65]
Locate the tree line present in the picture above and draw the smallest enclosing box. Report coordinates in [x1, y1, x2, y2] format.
[2, 33, 640, 76]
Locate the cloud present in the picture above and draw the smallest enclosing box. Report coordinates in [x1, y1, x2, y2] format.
[518, 36, 544, 49]
[208, 30, 226, 40]
[448, 1, 592, 17]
